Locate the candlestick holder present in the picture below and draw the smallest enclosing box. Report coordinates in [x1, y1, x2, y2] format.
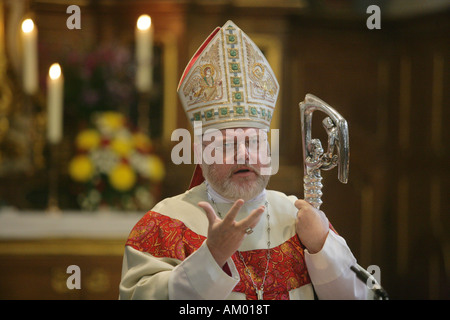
[47, 142, 61, 214]
[137, 91, 151, 134]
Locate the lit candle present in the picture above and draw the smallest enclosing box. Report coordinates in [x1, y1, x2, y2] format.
[135, 14, 153, 92]
[21, 18, 38, 95]
[47, 63, 64, 144]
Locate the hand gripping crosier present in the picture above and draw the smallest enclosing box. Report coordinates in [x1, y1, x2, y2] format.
[299, 94, 350, 210]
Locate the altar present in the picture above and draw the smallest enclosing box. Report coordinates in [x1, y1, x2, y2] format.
[0, 209, 143, 300]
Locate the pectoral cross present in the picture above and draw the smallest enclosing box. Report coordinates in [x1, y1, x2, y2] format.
[257, 289, 264, 300]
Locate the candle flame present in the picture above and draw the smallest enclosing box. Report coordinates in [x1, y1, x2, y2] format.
[21, 19, 35, 33]
[137, 15, 151, 31]
[49, 63, 61, 80]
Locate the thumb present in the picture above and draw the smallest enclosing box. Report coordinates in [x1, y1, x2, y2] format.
[294, 199, 310, 210]
[198, 201, 218, 226]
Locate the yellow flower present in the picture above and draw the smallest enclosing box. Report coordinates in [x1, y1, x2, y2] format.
[111, 136, 134, 157]
[76, 129, 100, 151]
[98, 112, 125, 131]
[68, 155, 94, 182]
[147, 155, 165, 182]
[133, 132, 153, 153]
[109, 163, 136, 191]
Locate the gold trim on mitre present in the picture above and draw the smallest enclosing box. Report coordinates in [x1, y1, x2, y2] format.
[177, 20, 279, 132]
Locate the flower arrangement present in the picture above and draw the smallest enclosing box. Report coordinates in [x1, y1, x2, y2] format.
[68, 111, 165, 211]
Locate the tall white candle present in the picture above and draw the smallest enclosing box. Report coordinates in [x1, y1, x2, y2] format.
[47, 63, 64, 144]
[21, 18, 38, 95]
[135, 14, 153, 93]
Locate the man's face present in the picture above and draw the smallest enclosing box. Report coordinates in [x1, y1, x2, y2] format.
[198, 127, 271, 201]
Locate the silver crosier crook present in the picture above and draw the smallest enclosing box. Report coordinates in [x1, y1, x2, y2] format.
[299, 94, 350, 210]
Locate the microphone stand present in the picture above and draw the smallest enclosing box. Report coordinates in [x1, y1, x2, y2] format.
[350, 265, 389, 300]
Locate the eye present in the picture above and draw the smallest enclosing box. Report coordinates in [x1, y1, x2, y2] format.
[210, 142, 232, 152]
[223, 142, 234, 150]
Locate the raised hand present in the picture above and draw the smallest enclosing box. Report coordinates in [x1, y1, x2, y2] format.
[198, 199, 265, 267]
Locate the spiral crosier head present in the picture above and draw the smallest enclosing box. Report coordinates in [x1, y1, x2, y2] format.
[299, 94, 350, 209]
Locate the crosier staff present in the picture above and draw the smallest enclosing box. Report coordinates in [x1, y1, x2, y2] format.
[299, 95, 389, 300]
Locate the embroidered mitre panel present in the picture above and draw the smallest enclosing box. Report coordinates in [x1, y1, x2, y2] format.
[181, 36, 226, 108]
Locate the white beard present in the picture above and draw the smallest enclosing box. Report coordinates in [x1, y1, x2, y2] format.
[201, 163, 270, 201]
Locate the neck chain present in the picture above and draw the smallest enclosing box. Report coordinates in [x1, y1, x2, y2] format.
[206, 190, 271, 300]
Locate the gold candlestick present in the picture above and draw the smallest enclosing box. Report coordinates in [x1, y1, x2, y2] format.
[47, 142, 60, 213]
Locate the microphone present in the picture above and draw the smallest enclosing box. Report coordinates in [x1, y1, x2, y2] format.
[350, 265, 389, 300]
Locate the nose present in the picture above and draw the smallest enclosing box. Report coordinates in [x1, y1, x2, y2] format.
[235, 141, 249, 164]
